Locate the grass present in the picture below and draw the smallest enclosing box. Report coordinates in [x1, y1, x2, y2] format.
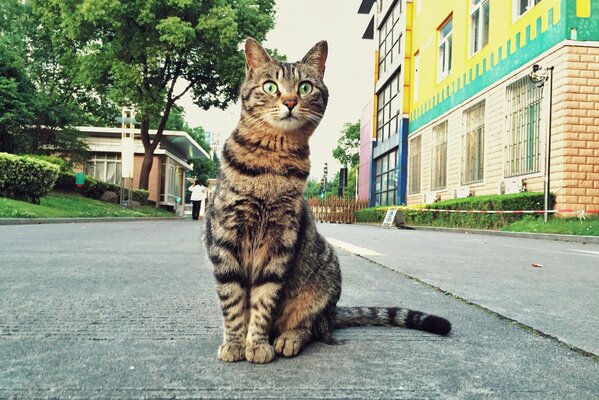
[0, 192, 175, 219]
[503, 215, 599, 236]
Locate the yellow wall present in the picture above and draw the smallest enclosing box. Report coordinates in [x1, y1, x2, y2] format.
[410, 0, 562, 120]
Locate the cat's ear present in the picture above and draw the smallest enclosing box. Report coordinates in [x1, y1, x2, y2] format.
[245, 38, 272, 73]
[301, 40, 328, 75]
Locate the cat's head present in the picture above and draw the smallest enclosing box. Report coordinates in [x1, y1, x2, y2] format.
[240, 38, 329, 133]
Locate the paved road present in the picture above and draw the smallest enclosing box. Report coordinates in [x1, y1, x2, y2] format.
[1, 220, 598, 399]
[318, 223, 599, 356]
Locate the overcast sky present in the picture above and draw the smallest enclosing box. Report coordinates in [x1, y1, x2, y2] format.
[180, 0, 374, 180]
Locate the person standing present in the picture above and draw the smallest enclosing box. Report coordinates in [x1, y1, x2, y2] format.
[188, 179, 207, 220]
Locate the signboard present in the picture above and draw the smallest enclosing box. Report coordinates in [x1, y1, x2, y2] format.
[381, 208, 406, 229]
[121, 108, 135, 179]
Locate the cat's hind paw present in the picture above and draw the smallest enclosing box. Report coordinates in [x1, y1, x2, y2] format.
[245, 343, 275, 364]
[218, 342, 245, 362]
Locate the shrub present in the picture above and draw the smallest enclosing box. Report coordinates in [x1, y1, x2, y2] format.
[0, 152, 60, 203]
[53, 171, 149, 205]
[355, 192, 554, 230]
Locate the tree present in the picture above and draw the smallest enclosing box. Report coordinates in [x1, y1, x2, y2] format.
[34, 0, 277, 190]
[332, 122, 360, 169]
[0, 39, 36, 154]
[1, 0, 116, 162]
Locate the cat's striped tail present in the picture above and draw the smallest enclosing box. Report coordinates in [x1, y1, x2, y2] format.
[334, 306, 451, 336]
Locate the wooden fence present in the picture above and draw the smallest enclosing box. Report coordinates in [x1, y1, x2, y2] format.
[307, 198, 369, 224]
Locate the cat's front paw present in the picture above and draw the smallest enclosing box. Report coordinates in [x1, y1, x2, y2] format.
[245, 343, 275, 364]
[274, 332, 304, 357]
[218, 342, 245, 362]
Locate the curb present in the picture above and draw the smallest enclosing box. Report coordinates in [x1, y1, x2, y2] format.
[411, 225, 599, 244]
[0, 217, 186, 226]
[354, 222, 599, 244]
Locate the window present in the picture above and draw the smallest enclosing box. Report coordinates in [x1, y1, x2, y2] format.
[438, 17, 453, 81]
[470, 0, 489, 55]
[408, 136, 422, 195]
[413, 52, 420, 102]
[376, 71, 401, 143]
[514, 0, 542, 19]
[374, 150, 397, 206]
[378, 2, 403, 76]
[462, 102, 485, 184]
[431, 121, 448, 190]
[505, 77, 543, 177]
[85, 153, 122, 185]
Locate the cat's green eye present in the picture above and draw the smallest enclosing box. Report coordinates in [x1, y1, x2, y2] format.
[263, 81, 278, 95]
[299, 82, 313, 96]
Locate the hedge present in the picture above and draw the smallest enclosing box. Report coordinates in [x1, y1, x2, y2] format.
[54, 171, 149, 205]
[355, 192, 554, 230]
[0, 152, 61, 204]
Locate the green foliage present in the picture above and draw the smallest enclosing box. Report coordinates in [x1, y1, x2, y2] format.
[0, 152, 60, 203]
[33, 0, 276, 189]
[0, 192, 172, 218]
[304, 179, 322, 199]
[332, 122, 360, 169]
[503, 215, 599, 236]
[54, 171, 150, 205]
[355, 192, 554, 230]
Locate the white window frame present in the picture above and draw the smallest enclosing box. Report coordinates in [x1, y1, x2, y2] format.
[513, 0, 542, 21]
[431, 121, 448, 191]
[438, 17, 453, 81]
[470, 0, 490, 56]
[408, 135, 422, 195]
[413, 52, 420, 103]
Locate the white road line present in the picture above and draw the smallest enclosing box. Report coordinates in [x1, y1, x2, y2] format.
[569, 249, 599, 256]
[326, 238, 383, 256]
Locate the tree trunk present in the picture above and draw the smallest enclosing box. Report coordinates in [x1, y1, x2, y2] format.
[137, 102, 174, 191]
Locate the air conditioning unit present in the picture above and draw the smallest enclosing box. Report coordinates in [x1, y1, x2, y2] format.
[454, 186, 471, 199]
[423, 192, 439, 204]
[498, 179, 525, 195]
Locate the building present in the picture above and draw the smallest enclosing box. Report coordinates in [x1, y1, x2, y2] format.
[78, 126, 210, 209]
[358, 0, 414, 207]
[408, 0, 599, 211]
[360, 0, 599, 212]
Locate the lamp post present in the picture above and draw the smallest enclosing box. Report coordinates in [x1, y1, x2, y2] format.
[529, 65, 554, 222]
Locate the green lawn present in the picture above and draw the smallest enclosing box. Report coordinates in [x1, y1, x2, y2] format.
[503, 215, 599, 236]
[0, 192, 175, 218]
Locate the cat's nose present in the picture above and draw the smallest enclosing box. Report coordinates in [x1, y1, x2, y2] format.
[283, 98, 297, 111]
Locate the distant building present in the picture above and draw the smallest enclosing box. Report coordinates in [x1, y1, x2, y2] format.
[358, 0, 413, 206]
[408, 0, 599, 211]
[77, 127, 210, 208]
[359, 0, 599, 212]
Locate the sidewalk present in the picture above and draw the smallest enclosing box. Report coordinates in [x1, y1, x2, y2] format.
[1, 220, 598, 399]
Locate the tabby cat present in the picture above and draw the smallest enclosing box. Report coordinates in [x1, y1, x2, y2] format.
[204, 38, 451, 364]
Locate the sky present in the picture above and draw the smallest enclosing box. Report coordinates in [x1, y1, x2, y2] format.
[179, 0, 374, 180]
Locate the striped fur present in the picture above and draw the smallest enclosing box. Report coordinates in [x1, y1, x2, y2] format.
[205, 38, 451, 364]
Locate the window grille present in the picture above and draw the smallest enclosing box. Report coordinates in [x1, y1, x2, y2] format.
[462, 102, 485, 184]
[431, 121, 448, 190]
[408, 136, 422, 194]
[505, 77, 543, 177]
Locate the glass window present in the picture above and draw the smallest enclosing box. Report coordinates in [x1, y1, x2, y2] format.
[375, 69, 402, 144]
[408, 136, 422, 195]
[505, 77, 543, 177]
[471, 0, 490, 55]
[85, 153, 122, 185]
[514, 0, 542, 19]
[431, 121, 448, 190]
[374, 149, 398, 206]
[378, 2, 403, 76]
[438, 17, 453, 81]
[462, 102, 485, 184]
